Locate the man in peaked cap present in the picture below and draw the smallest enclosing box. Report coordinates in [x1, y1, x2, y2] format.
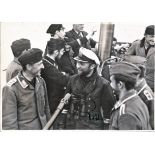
[44, 24, 66, 56]
[2, 48, 51, 130]
[6, 38, 31, 82]
[46, 24, 65, 37]
[45, 24, 97, 58]
[109, 61, 151, 130]
[64, 47, 116, 129]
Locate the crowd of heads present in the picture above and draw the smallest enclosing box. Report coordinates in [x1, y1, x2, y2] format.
[10, 24, 155, 91]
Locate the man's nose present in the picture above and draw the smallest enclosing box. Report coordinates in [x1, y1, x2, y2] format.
[76, 63, 80, 69]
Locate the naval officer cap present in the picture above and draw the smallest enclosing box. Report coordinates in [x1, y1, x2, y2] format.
[74, 47, 100, 65]
[18, 48, 43, 66]
[110, 61, 141, 81]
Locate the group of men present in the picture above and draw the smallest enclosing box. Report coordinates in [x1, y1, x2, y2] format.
[2, 24, 154, 130]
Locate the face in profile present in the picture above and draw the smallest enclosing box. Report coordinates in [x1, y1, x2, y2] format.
[74, 24, 84, 32]
[28, 60, 44, 76]
[57, 28, 66, 39]
[110, 75, 120, 96]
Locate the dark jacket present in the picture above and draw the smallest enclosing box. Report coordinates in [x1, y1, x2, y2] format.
[58, 51, 77, 75]
[135, 79, 154, 129]
[41, 56, 70, 114]
[2, 72, 51, 130]
[109, 91, 151, 130]
[6, 58, 22, 82]
[65, 70, 116, 129]
[65, 29, 96, 57]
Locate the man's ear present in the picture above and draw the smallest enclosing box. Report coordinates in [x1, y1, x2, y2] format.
[54, 50, 59, 56]
[118, 81, 124, 89]
[55, 30, 60, 35]
[26, 64, 32, 71]
[90, 64, 96, 70]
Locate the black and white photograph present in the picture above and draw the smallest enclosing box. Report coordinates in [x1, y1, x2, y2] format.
[1, 22, 154, 130]
[0, 1, 155, 154]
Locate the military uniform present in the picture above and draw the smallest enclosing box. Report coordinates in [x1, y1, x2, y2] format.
[126, 38, 155, 57]
[6, 38, 31, 82]
[62, 48, 116, 129]
[136, 79, 154, 129]
[6, 58, 22, 82]
[109, 91, 151, 130]
[41, 56, 70, 115]
[2, 72, 51, 130]
[65, 71, 116, 129]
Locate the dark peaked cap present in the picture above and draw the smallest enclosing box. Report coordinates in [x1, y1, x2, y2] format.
[46, 24, 65, 35]
[110, 61, 141, 81]
[18, 48, 43, 66]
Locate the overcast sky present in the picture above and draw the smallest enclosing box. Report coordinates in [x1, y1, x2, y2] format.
[1, 22, 152, 85]
[1, 22, 150, 68]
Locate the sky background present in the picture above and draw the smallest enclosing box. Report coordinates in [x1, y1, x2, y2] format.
[1, 22, 150, 69]
[1, 22, 151, 87]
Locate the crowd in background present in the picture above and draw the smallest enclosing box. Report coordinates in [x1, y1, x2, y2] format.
[2, 24, 154, 130]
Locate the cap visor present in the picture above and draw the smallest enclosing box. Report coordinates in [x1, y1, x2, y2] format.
[74, 57, 88, 63]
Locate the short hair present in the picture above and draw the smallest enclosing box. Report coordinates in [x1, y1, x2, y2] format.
[114, 74, 136, 90]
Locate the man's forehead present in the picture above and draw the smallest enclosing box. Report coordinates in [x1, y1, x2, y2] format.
[77, 61, 89, 65]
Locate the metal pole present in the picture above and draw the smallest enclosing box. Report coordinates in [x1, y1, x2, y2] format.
[43, 93, 71, 130]
[98, 23, 115, 62]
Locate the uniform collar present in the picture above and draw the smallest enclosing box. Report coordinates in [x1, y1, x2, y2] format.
[17, 72, 39, 89]
[44, 56, 55, 65]
[113, 90, 137, 110]
[14, 57, 21, 65]
[135, 78, 147, 94]
[140, 37, 154, 48]
[140, 37, 145, 47]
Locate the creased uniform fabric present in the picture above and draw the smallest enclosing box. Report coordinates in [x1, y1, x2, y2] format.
[65, 70, 116, 129]
[109, 92, 151, 130]
[2, 72, 51, 130]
